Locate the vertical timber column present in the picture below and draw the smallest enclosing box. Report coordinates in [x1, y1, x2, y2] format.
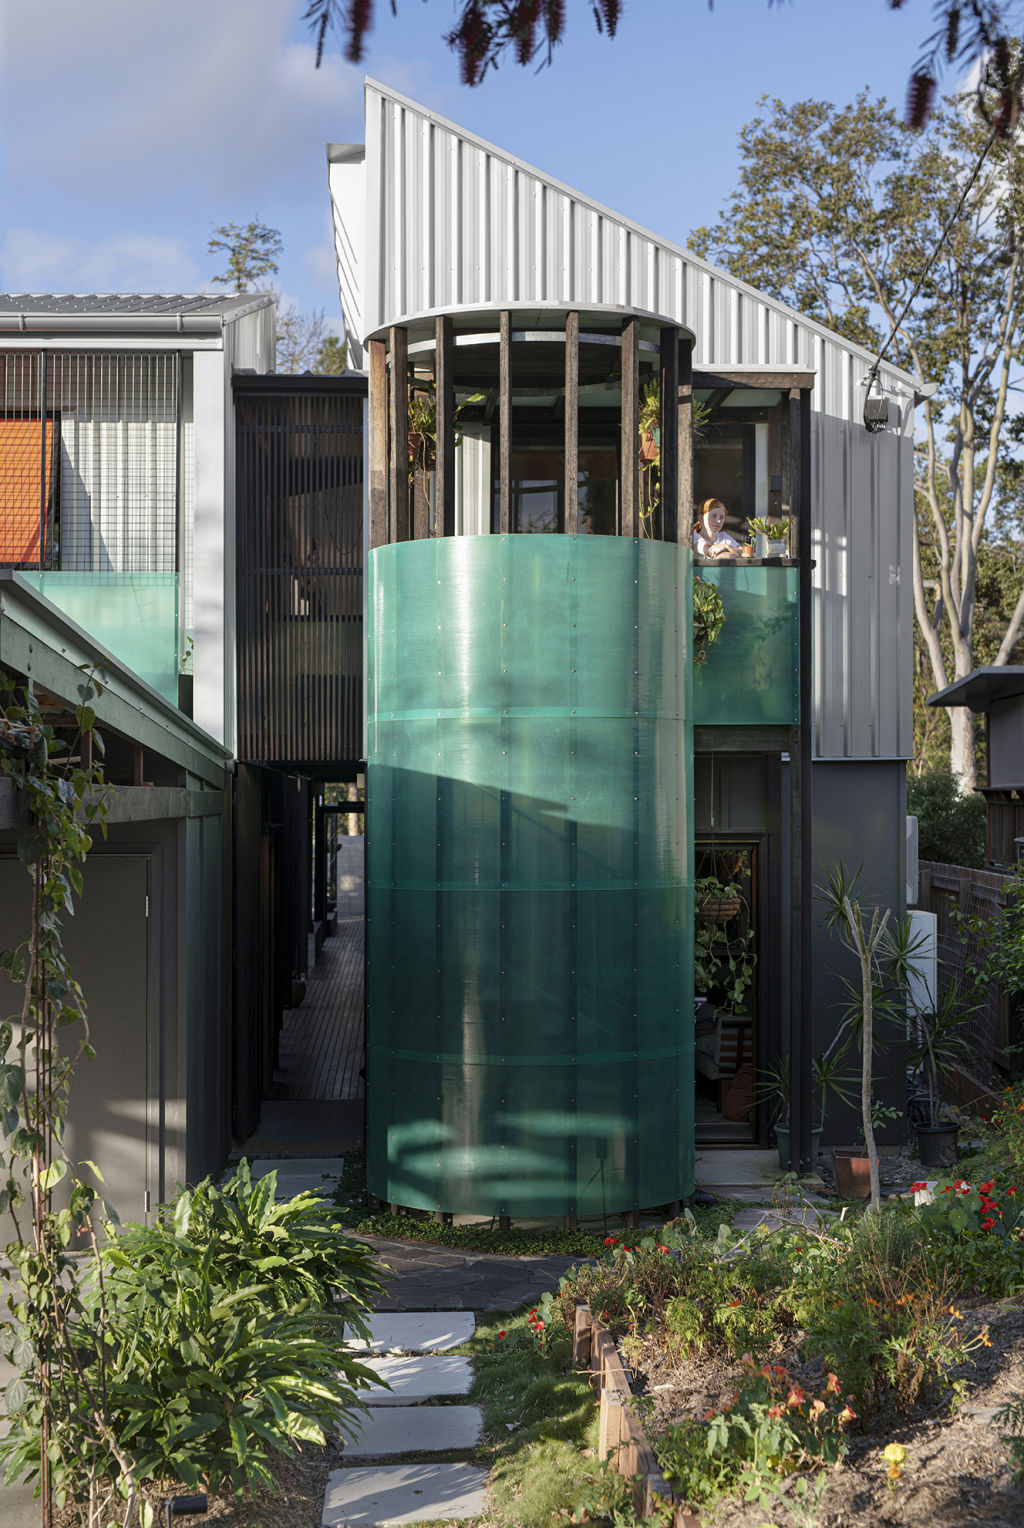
[565, 311, 579, 534]
[621, 317, 640, 537]
[435, 315, 455, 537]
[368, 339, 389, 549]
[677, 340, 694, 545]
[498, 311, 511, 534]
[389, 326, 409, 542]
[659, 328, 679, 544]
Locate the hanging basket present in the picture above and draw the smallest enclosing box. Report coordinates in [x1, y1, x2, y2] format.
[698, 895, 742, 923]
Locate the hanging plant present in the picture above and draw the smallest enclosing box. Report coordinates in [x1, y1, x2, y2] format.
[407, 385, 471, 481]
[693, 573, 725, 665]
[637, 377, 712, 538]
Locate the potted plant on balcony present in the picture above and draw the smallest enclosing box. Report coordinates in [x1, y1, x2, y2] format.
[747, 517, 790, 558]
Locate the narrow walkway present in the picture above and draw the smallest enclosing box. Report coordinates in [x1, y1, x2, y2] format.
[325, 1311, 487, 1526]
[272, 916, 364, 1103]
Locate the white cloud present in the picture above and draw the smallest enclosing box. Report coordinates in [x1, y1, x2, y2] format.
[3, 0, 364, 206]
[1, 229, 203, 294]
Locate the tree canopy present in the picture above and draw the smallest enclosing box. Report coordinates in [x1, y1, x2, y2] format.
[207, 218, 346, 374]
[690, 84, 1024, 787]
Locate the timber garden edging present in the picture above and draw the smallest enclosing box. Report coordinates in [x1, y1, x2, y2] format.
[572, 1304, 701, 1528]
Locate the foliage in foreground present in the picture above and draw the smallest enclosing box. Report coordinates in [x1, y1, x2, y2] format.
[0, 1164, 385, 1518]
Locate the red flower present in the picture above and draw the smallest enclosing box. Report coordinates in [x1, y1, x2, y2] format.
[604, 1236, 617, 1247]
[982, 1217, 995, 1229]
[1009, 1187, 1019, 1196]
[497, 1330, 506, 1339]
[981, 1180, 995, 1193]
[768, 1404, 784, 1418]
[910, 1181, 927, 1192]
[657, 1244, 669, 1254]
[787, 1385, 806, 1407]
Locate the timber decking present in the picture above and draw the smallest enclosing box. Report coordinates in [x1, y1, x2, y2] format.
[272, 915, 365, 1101]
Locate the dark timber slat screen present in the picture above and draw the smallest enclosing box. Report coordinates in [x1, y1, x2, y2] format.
[235, 379, 365, 767]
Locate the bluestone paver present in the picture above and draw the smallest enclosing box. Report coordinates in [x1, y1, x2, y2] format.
[362, 1354, 473, 1405]
[322, 1462, 488, 1526]
[342, 1404, 484, 1458]
[345, 1311, 475, 1353]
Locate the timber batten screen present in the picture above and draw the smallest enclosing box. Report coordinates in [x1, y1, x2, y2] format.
[234, 379, 365, 767]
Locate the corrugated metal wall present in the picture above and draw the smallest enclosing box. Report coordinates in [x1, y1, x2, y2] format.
[335, 81, 916, 761]
[234, 380, 365, 767]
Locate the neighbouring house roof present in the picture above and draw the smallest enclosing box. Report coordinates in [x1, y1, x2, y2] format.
[0, 292, 275, 333]
[927, 667, 1024, 712]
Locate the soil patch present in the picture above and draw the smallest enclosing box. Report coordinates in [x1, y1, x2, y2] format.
[629, 1301, 1024, 1527]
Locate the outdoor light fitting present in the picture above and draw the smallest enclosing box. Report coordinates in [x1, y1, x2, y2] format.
[863, 393, 890, 434]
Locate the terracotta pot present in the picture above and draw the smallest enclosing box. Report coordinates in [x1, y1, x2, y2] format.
[832, 1148, 871, 1200]
[698, 895, 741, 923]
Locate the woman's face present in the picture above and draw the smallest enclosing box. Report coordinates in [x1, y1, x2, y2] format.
[705, 503, 726, 536]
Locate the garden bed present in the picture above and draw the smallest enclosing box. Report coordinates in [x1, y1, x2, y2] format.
[534, 1165, 1024, 1528]
[629, 1297, 1024, 1526]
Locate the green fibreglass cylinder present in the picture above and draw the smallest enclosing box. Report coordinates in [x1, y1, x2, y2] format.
[366, 535, 694, 1217]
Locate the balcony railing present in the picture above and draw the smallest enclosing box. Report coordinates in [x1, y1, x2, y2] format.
[692, 562, 799, 726]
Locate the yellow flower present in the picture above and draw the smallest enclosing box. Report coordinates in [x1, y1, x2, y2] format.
[883, 1443, 906, 1466]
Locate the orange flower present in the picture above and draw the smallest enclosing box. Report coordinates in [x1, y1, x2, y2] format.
[787, 1386, 806, 1407]
[768, 1404, 784, 1418]
[839, 1403, 857, 1423]
[809, 1399, 826, 1421]
[726, 1298, 742, 1308]
[826, 1372, 841, 1394]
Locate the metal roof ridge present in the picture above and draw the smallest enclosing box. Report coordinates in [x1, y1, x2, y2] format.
[362, 76, 921, 391]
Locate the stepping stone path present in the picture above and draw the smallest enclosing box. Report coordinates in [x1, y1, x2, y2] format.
[324, 1310, 487, 1526]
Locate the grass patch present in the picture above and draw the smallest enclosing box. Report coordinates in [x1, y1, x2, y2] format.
[464, 1306, 608, 1528]
[335, 1151, 735, 1255]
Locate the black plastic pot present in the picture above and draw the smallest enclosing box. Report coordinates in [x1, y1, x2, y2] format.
[916, 1122, 959, 1169]
[775, 1125, 823, 1172]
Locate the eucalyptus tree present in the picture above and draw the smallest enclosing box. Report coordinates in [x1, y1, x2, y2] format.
[689, 88, 1024, 787]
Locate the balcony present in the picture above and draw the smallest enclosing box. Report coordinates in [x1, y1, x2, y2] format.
[692, 562, 799, 727]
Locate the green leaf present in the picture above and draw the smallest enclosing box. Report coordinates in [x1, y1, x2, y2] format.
[16, 832, 46, 867]
[38, 1160, 67, 1192]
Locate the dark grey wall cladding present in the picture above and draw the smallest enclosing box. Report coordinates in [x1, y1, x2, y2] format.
[809, 759, 908, 1143]
[0, 811, 228, 1224]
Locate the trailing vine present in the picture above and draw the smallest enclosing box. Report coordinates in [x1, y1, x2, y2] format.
[0, 673, 132, 1527]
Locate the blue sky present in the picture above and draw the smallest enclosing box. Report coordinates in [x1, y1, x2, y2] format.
[2, 1, 936, 338]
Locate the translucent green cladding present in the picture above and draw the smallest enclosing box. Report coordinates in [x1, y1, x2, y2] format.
[366, 535, 694, 1218]
[693, 564, 799, 725]
[20, 572, 179, 703]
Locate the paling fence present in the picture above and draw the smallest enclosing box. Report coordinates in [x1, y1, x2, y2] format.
[917, 860, 1015, 1086]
